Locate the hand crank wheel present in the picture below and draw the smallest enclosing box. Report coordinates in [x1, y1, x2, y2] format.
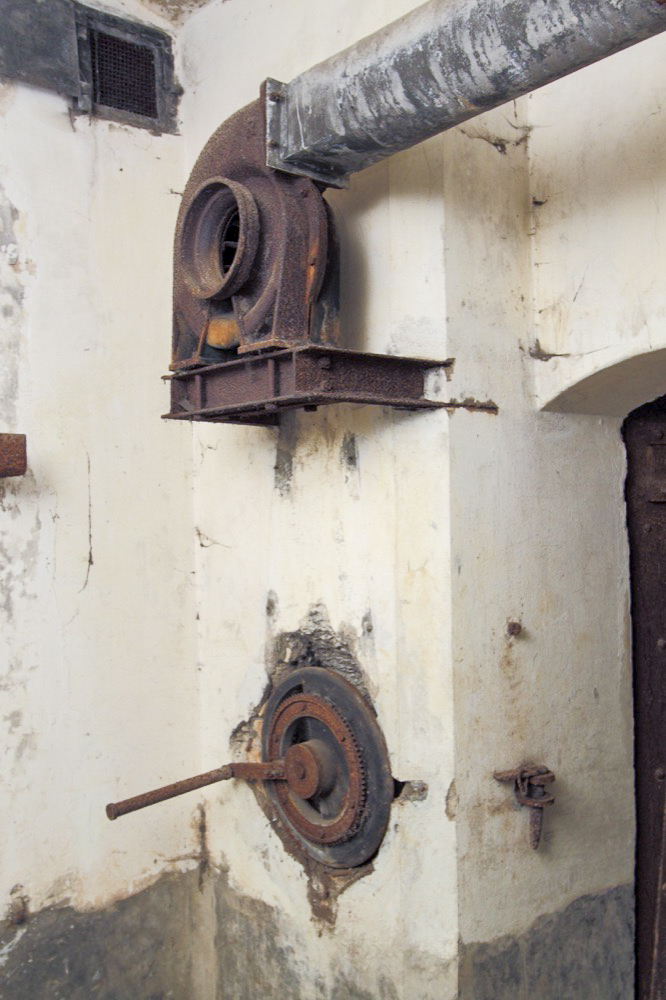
[262, 667, 393, 868]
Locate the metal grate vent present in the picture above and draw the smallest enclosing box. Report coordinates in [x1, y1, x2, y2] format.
[90, 29, 158, 120]
[75, 5, 178, 133]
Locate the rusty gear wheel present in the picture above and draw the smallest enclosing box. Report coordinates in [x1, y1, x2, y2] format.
[262, 667, 393, 868]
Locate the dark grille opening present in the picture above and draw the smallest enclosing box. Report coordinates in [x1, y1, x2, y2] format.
[90, 29, 157, 119]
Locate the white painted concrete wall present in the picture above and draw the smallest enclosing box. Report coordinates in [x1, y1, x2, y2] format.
[529, 33, 666, 417]
[180, 1, 666, 991]
[0, 0, 200, 919]
[180, 3, 458, 996]
[2, 0, 666, 994]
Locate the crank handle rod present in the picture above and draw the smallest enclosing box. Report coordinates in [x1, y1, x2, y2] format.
[106, 760, 286, 820]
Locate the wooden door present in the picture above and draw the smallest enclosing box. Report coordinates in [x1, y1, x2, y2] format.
[624, 395, 666, 1000]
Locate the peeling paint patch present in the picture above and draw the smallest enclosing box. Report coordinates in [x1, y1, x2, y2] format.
[4, 884, 29, 929]
[529, 338, 570, 362]
[459, 884, 633, 1000]
[394, 779, 428, 803]
[0, 181, 23, 428]
[458, 122, 532, 156]
[0, 472, 41, 623]
[340, 431, 358, 470]
[269, 604, 371, 697]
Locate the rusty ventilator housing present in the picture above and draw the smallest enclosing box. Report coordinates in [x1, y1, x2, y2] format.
[171, 95, 337, 361]
[165, 89, 446, 426]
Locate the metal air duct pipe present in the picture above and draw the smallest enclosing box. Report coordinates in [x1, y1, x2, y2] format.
[266, 0, 666, 187]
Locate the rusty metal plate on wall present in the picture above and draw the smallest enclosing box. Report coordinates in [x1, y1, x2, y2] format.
[0, 434, 27, 477]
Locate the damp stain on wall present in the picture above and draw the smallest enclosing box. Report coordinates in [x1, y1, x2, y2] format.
[0, 869, 209, 1000]
[1, 868, 628, 999]
[0, 864, 409, 1000]
[458, 884, 634, 1000]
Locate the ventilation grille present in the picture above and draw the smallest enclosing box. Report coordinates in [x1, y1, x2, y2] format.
[74, 5, 178, 133]
[90, 30, 158, 120]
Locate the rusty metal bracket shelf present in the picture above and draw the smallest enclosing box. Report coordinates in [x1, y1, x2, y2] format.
[0, 434, 27, 477]
[164, 345, 451, 426]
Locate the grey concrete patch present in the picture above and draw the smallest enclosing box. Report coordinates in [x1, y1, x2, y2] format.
[0, 864, 441, 1000]
[214, 874, 303, 1000]
[459, 884, 634, 1000]
[0, 869, 208, 1000]
[330, 975, 375, 1000]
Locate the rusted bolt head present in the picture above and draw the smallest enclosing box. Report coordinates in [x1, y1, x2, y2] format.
[506, 621, 522, 638]
[656, 768, 665, 781]
[657, 638, 666, 651]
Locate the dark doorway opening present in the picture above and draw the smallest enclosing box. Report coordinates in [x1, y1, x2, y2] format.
[624, 394, 666, 1000]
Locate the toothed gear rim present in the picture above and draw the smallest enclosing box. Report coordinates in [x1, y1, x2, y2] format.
[262, 667, 393, 868]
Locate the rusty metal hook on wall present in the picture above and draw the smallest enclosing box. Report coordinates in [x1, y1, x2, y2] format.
[494, 764, 555, 850]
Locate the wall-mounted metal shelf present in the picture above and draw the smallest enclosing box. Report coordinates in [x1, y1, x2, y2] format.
[164, 345, 451, 427]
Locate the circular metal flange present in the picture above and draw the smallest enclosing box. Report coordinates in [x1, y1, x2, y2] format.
[180, 176, 260, 301]
[262, 667, 393, 868]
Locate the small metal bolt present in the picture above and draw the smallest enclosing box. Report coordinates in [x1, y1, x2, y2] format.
[655, 430, 664, 440]
[267, 139, 280, 149]
[656, 768, 665, 781]
[268, 92, 283, 103]
[506, 621, 522, 637]
[657, 638, 666, 651]
[644, 524, 653, 534]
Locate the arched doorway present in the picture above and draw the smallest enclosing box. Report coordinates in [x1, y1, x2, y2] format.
[624, 394, 666, 1000]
